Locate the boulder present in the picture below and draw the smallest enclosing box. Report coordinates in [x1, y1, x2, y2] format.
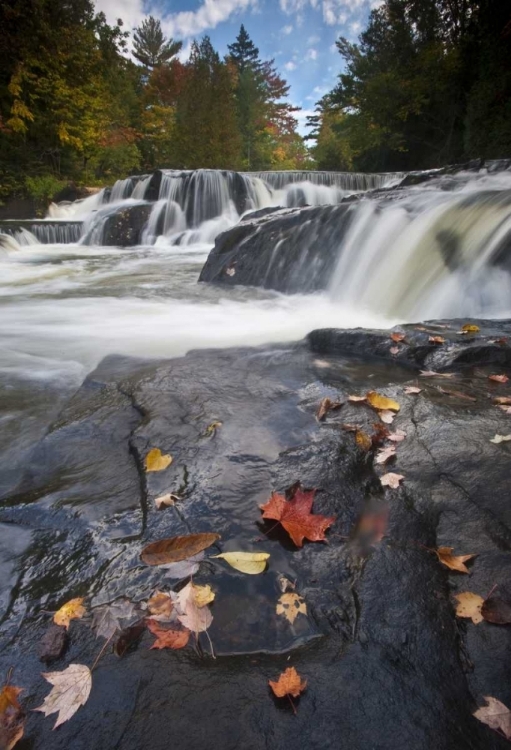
[101, 204, 152, 246]
[1, 322, 510, 749]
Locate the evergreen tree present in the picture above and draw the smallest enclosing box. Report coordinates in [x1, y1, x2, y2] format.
[227, 24, 260, 74]
[133, 16, 182, 69]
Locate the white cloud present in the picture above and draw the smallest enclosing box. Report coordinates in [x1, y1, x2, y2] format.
[307, 34, 320, 44]
[284, 60, 297, 71]
[94, 0, 259, 38]
[279, 0, 383, 26]
[282, 24, 294, 34]
[305, 48, 318, 60]
[294, 107, 315, 136]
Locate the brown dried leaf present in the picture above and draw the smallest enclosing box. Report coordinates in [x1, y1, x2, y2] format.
[144, 448, 172, 472]
[371, 423, 390, 446]
[53, 598, 86, 630]
[375, 445, 396, 465]
[341, 423, 359, 432]
[437, 386, 477, 402]
[141, 533, 220, 566]
[429, 336, 446, 344]
[454, 592, 484, 624]
[489, 374, 509, 384]
[366, 391, 400, 412]
[147, 591, 174, 620]
[0, 684, 25, 750]
[404, 386, 422, 395]
[435, 546, 476, 573]
[276, 593, 307, 624]
[474, 697, 511, 739]
[390, 332, 406, 343]
[388, 429, 407, 443]
[348, 395, 367, 403]
[355, 430, 372, 451]
[316, 397, 342, 421]
[481, 596, 511, 625]
[498, 406, 511, 415]
[378, 410, 395, 424]
[269, 667, 307, 699]
[420, 370, 455, 378]
[154, 493, 179, 510]
[380, 473, 404, 488]
[494, 396, 511, 405]
[175, 582, 213, 634]
[147, 620, 190, 650]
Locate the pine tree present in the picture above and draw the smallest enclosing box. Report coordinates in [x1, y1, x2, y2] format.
[133, 16, 182, 69]
[227, 24, 260, 74]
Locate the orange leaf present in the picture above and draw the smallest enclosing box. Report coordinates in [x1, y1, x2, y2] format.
[355, 430, 372, 451]
[366, 392, 400, 412]
[435, 546, 476, 573]
[269, 667, 307, 699]
[260, 485, 335, 547]
[53, 598, 86, 630]
[316, 397, 342, 421]
[147, 620, 190, 650]
[141, 533, 220, 565]
[390, 332, 405, 343]
[494, 396, 511, 405]
[489, 375, 509, 384]
[0, 684, 25, 750]
[429, 336, 445, 344]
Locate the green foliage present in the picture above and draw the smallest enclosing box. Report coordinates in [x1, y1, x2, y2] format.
[25, 175, 66, 211]
[133, 16, 182, 69]
[310, 0, 511, 171]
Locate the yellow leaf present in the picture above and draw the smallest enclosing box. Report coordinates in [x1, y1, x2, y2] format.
[454, 592, 484, 624]
[53, 598, 86, 630]
[145, 448, 172, 472]
[204, 421, 222, 437]
[276, 593, 307, 624]
[462, 324, 480, 333]
[212, 551, 270, 574]
[436, 547, 476, 573]
[366, 392, 400, 412]
[355, 430, 372, 451]
[192, 584, 215, 608]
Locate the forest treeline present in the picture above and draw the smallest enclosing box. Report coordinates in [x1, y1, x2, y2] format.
[308, 0, 511, 171]
[0, 1, 308, 202]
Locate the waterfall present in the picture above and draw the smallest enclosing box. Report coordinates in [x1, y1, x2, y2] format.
[247, 170, 404, 191]
[0, 222, 82, 246]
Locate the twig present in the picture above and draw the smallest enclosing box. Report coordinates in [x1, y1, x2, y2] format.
[91, 632, 115, 672]
[287, 695, 297, 715]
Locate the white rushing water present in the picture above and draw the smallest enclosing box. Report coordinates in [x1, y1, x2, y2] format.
[1, 166, 511, 391]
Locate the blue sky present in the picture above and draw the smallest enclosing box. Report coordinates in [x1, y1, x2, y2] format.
[94, 0, 381, 135]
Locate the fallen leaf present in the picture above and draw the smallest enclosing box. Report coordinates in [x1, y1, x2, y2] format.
[160, 552, 205, 579]
[147, 620, 190, 650]
[388, 429, 407, 443]
[356, 507, 388, 544]
[260, 485, 335, 548]
[490, 434, 511, 444]
[114, 620, 146, 657]
[380, 473, 404, 488]
[35, 665, 91, 729]
[91, 599, 138, 640]
[366, 391, 400, 412]
[175, 582, 213, 634]
[277, 575, 296, 593]
[355, 430, 372, 451]
[420, 370, 455, 378]
[141, 533, 220, 566]
[435, 547, 476, 573]
[489, 375, 509, 384]
[212, 551, 270, 575]
[147, 591, 175, 621]
[53, 598, 86, 630]
[269, 667, 307, 699]
[144, 448, 172, 472]
[390, 332, 406, 343]
[276, 593, 307, 625]
[313, 359, 330, 369]
[38, 625, 68, 664]
[378, 410, 395, 424]
[429, 336, 446, 344]
[154, 493, 179, 510]
[204, 421, 222, 437]
[498, 405, 511, 415]
[316, 397, 342, 421]
[371, 423, 390, 446]
[474, 697, 511, 739]
[404, 386, 422, 394]
[226, 266, 236, 277]
[437, 386, 477, 402]
[341, 423, 359, 432]
[415, 326, 428, 331]
[454, 592, 484, 624]
[490, 337, 508, 346]
[348, 395, 367, 403]
[0, 684, 25, 750]
[481, 595, 511, 625]
[494, 396, 511, 405]
[192, 584, 215, 608]
[375, 445, 396, 464]
[461, 324, 480, 333]
[390, 346, 400, 355]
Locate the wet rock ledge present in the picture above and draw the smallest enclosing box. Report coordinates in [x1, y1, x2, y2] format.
[1, 320, 511, 750]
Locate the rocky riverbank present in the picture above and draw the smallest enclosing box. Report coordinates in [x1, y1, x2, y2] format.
[1, 320, 510, 749]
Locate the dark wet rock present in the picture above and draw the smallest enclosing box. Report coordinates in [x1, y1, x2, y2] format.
[101, 204, 152, 247]
[199, 204, 353, 292]
[143, 170, 162, 202]
[1, 323, 511, 748]
[39, 624, 69, 664]
[52, 184, 97, 204]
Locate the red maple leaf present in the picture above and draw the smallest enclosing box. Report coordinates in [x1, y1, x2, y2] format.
[260, 486, 335, 547]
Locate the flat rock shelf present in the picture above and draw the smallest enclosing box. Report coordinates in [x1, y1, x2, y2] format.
[1, 320, 510, 749]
